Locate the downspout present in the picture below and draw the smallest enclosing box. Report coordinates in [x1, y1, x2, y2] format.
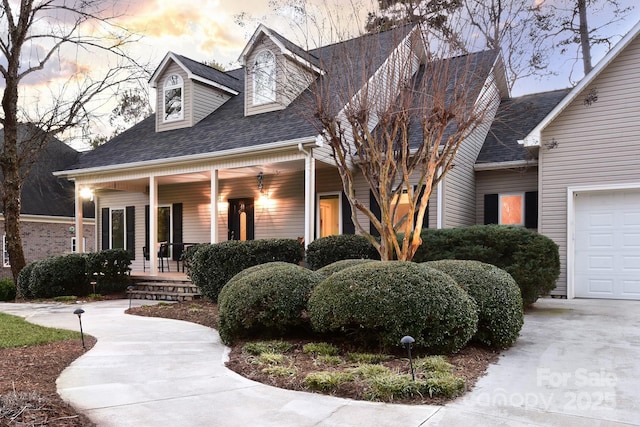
[299, 143, 315, 249]
[436, 167, 443, 229]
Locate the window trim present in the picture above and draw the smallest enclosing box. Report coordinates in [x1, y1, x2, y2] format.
[498, 193, 525, 226]
[163, 73, 184, 122]
[110, 207, 127, 250]
[156, 204, 173, 245]
[317, 192, 342, 238]
[2, 235, 9, 268]
[252, 50, 276, 105]
[71, 237, 86, 253]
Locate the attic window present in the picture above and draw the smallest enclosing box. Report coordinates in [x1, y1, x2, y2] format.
[163, 74, 184, 122]
[253, 50, 276, 105]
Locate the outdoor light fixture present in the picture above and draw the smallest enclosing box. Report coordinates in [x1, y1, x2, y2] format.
[79, 187, 94, 201]
[401, 335, 415, 381]
[74, 308, 86, 349]
[257, 171, 264, 193]
[127, 285, 135, 309]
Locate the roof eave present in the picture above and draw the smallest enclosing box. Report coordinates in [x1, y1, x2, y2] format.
[521, 20, 640, 147]
[54, 136, 321, 179]
[474, 159, 538, 171]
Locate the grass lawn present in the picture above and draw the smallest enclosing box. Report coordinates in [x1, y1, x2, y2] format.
[0, 312, 81, 349]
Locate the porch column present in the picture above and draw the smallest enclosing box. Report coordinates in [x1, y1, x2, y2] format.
[74, 185, 84, 253]
[211, 169, 219, 243]
[304, 154, 316, 248]
[149, 175, 158, 275]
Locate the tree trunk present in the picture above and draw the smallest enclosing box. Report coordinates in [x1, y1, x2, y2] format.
[578, 0, 593, 74]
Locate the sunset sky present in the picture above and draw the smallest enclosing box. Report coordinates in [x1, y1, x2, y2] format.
[4, 0, 640, 149]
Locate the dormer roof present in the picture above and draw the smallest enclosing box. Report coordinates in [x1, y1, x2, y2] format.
[149, 52, 241, 95]
[238, 24, 323, 75]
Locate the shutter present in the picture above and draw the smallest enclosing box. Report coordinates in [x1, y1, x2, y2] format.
[342, 192, 355, 234]
[144, 205, 150, 260]
[172, 203, 183, 260]
[101, 208, 109, 250]
[126, 206, 135, 259]
[524, 191, 538, 229]
[484, 194, 499, 225]
[369, 190, 381, 237]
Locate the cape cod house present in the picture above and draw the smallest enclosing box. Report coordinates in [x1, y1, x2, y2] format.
[55, 20, 640, 301]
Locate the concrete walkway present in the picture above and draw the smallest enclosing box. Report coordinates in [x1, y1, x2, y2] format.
[1, 298, 639, 426]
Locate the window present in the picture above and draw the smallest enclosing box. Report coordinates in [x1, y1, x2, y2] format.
[111, 208, 125, 249]
[484, 192, 537, 228]
[253, 50, 276, 105]
[163, 74, 183, 122]
[157, 205, 172, 256]
[71, 237, 86, 253]
[2, 235, 9, 267]
[499, 194, 524, 226]
[392, 191, 412, 228]
[318, 193, 341, 238]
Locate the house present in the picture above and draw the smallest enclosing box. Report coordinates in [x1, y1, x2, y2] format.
[517, 20, 640, 301]
[54, 20, 640, 301]
[0, 124, 95, 279]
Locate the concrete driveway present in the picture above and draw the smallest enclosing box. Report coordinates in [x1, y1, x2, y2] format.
[1, 298, 638, 426]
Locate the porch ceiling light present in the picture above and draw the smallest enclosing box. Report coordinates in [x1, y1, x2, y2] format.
[80, 187, 94, 200]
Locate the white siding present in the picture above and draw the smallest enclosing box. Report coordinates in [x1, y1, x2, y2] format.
[475, 168, 538, 224]
[540, 34, 640, 296]
[156, 63, 192, 132]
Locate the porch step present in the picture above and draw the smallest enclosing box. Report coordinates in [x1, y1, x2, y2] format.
[128, 277, 202, 301]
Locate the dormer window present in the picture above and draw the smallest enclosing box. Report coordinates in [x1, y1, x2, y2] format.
[163, 74, 184, 122]
[253, 50, 276, 105]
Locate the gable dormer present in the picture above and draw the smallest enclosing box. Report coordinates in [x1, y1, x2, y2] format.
[239, 25, 323, 116]
[149, 53, 240, 132]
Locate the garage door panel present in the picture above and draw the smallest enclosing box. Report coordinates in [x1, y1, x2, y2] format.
[575, 189, 640, 300]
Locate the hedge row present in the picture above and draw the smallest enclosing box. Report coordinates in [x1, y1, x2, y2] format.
[189, 239, 304, 300]
[17, 250, 131, 299]
[414, 225, 560, 305]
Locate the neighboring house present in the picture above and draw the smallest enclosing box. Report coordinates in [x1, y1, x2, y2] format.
[0, 124, 95, 279]
[519, 20, 640, 301]
[54, 20, 640, 301]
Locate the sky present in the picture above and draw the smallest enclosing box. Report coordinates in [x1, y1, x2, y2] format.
[4, 0, 640, 149]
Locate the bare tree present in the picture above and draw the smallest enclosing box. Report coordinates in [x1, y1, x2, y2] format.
[305, 26, 501, 260]
[534, 0, 634, 79]
[0, 0, 144, 281]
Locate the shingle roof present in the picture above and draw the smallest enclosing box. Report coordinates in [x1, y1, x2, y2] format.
[477, 88, 571, 164]
[267, 28, 321, 69]
[0, 124, 94, 217]
[64, 25, 418, 172]
[173, 54, 242, 92]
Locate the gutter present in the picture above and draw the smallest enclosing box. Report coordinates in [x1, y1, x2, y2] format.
[474, 160, 538, 171]
[54, 136, 319, 179]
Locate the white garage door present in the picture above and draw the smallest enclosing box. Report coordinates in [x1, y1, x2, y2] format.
[574, 189, 640, 299]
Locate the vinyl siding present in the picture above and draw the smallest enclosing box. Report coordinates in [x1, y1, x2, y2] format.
[539, 33, 640, 296]
[443, 73, 501, 228]
[192, 81, 232, 124]
[156, 63, 192, 132]
[475, 168, 538, 224]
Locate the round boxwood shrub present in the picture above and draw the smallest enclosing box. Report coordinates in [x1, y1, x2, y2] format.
[0, 277, 16, 301]
[414, 225, 560, 305]
[218, 262, 323, 344]
[308, 261, 478, 353]
[17, 262, 36, 299]
[190, 239, 304, 300]
[306, 234, 380, 270]
[315, 259, 378, 278]
[423, 260, 523, 349]
[28, 254, 89, 298]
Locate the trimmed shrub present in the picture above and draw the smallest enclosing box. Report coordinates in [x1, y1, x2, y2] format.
[28, 254, 89, 298]
[0, 278, 16, 301]
[86, 249, 132, 294]
[190, 239, 304, 300]
[218, 262, 323, 344]
[413, 225, 560, 305]
[423, 260, 523, 348]
[306, 234, 379, 270]
[17, 262, 35, 299]
[315, 259, 378, 278]
[309, 261, 478, 353]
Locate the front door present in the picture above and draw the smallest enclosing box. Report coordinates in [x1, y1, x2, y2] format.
[228, 198, 254, 241]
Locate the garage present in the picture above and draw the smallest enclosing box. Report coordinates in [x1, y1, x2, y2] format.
[574, 189, 640, 299]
